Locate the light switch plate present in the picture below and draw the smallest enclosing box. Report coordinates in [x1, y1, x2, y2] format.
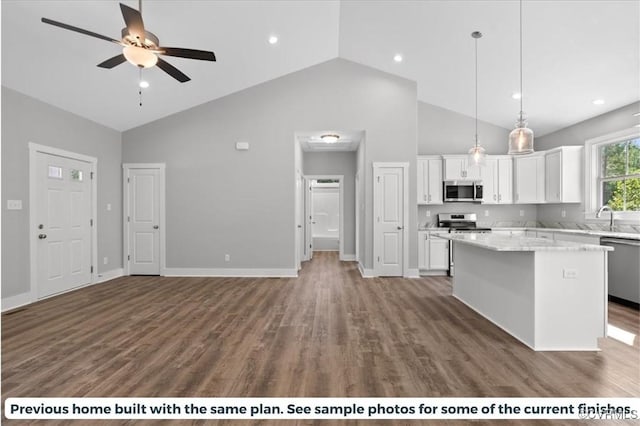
[7, 200, 22, 210]
[563, 268, 578, 279]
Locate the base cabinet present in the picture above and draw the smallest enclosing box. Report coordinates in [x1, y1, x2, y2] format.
[419, 231, 449, 275]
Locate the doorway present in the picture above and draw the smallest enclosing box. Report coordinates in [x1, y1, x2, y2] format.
[303, 175, 344, 261]
[123, 163, 166, 275]
[29, 143, 97, 300]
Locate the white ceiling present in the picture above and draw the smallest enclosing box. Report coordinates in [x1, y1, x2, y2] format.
[2, 1, 639, 136]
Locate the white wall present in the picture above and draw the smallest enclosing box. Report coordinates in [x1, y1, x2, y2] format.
[303, 151, 357, 256]
[418, 101, 512, 155]
[1, 87, 122, 300]
[122, 59, 418, 271]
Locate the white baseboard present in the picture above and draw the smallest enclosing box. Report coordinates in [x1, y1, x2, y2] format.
[2, 292, 33, 312]
[164, 268, 298, 278]
[405, 268, 420, 278]
[340, 254, 357, 261]
[358, 262, 375, 278]
[96, 268, 124, 284]
[419, 270, 449, 277]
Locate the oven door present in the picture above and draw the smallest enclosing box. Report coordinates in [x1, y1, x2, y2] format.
[444, 181, 475, 202]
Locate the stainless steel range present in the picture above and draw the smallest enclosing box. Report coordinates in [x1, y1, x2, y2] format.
[438, 213, 491, 276]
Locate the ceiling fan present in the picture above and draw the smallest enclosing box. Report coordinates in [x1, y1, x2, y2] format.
[41, 1, 216, 83]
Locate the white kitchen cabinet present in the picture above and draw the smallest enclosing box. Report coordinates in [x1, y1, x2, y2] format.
[442, 155, 482, 181]
[417, 156, 443, 205]
[483, 156, 513, 204]
[514, 153, 546, 204]
[418, 231, 449, 274]
[545, 146, 583, 203]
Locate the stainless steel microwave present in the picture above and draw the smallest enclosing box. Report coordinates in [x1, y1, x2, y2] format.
[443, 180, 483, 202]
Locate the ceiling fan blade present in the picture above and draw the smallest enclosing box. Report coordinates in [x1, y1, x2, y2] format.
[41, 18, 120, 44]
[159, 47, 216, 62]
[97, 54, 127, 69]
[156, 58, 191, 83]
[119, 3, 145, 41]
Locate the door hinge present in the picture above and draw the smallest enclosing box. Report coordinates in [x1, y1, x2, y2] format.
[127, 216, 130, 222]
[127, 177, 130, 183]
[90, 219, 93, 227]
[128, 255, 130, 261]
[90, 172, 94, 180]
[91, 265, 94, 273]
[377, 256, 380, 263]
[377, 176, 380, 183]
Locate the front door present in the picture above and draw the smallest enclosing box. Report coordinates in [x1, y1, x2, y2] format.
[35, 151, 93, 298]
[374, 164, 406, 276]
[127, 167, 161, 275]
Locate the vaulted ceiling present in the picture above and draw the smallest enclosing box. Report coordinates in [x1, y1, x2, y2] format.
[3, 1, 639, 135]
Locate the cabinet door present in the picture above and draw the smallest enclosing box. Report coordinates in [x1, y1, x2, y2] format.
[482, 158, 498, 203]
[497, 158, 513, 203]
[427, 159, 443, 204]
[418, 231, 429, 269]
[465, 160, 482, 180]
[545, 151, 562, 203]
[444, 158, 464, 180]
[429, 238, 449, 270]
[515, 156, 544, 203]
[417, 159, 429, 204]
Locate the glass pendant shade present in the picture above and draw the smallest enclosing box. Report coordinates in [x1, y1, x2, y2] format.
[123, 46, 158, 68]
[468, 142, 486, 166]
[508, 115, 534, 154]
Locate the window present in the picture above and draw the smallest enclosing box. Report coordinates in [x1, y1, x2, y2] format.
[585, 127, 640, 220]
[598, 138, 640, 211]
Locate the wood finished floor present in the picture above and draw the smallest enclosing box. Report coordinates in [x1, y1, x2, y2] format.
[2, 251, 639, 426]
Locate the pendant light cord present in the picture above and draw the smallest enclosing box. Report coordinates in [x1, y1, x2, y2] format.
[475, 35, 479, 147]
[519, 0, 524, 119]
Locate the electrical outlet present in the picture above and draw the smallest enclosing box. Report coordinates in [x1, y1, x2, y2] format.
[519, 210, 525, 217]
[225, 254, 230, 262]
[484, 210, 489, 217]
[426, 210, 431, 217]
[103, 257, 108, 265]
[561, 209, 566, 218]
[107, 203, 112, 211]
[563, 268, 578, 279]
[7, 200, 22, 210]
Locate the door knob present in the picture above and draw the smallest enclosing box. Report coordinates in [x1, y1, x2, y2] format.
[297, 225, 302, 228]
[153, 225, 159, 229]
[397, 226, 403, 230]
[38, 234, 47, 239]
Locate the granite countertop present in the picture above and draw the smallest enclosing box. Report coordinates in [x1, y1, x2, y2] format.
[437, 233, 614, 252]
[418, 226, 640, 241]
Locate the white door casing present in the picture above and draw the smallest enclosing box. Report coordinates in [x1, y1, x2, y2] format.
[29, 143, 97, 300]
[373, 163, 408, 277]
[123, 164, 166, 275]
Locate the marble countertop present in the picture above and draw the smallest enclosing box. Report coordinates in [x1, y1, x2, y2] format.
[437, 233, 614, 252]
[418, 226, 640, 241]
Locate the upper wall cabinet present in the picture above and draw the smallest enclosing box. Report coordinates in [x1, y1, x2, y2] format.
[442, 155, 482, 180]
[514, 153, 546, 204]
[417, 156, 443, 205]
[545, 146, 583, 203]
[483, 156, 513, 204]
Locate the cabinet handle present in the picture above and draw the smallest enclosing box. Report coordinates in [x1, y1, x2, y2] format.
[428, 195, 431, 202]
[493, 194, 497, 201]
[498, 194, 502, 202]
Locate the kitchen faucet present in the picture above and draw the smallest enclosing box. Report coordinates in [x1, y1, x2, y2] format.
[596, 205, 615, 231]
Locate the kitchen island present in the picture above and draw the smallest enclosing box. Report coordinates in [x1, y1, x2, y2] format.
[438, 233, 612, 351]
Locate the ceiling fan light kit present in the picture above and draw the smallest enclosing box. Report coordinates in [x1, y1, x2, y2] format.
[41, 1, 216, 84]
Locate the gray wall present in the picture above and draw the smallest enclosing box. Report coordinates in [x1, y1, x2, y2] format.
[1, 87, 122, 299]
[536, 101, 640, 225]
[418, 101, 511, 155]
[122, 58, 418, 271]
[303, 151, 357, 256]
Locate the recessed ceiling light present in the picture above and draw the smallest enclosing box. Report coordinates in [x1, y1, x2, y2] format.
[511, 92, 522, 100]
[592, 99, 605, 105]
[268, 35, 278, 45]
[139, 81, 149, 89]
[393, 54, 403, 63]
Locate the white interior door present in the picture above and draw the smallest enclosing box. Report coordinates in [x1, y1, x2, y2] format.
[374, 164, 407, 277]
[35, 152, 92, 298]
[127, 167, 161, 275]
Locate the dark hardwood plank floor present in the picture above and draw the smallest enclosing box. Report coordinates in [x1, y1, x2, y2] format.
[2, 251, 639, 425]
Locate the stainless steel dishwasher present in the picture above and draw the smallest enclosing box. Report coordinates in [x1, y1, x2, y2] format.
[600, 237, 640, 305]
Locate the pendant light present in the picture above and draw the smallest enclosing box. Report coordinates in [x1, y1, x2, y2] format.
[508, 0, 534, 154]
[468, 31, 486, 166]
